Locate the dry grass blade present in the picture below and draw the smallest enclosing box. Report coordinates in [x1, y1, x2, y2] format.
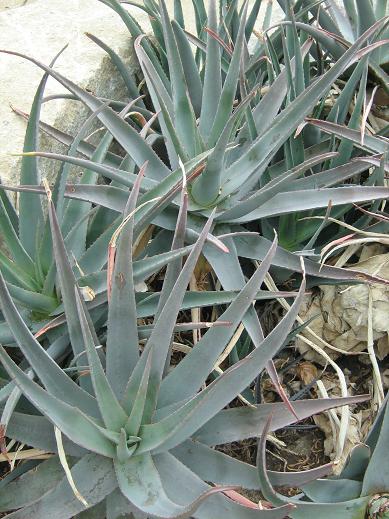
[353, 204, 389, 222]
[55, 427, 88, 508]
[0, 448, 52, 463]
[261, 270, 350, 461]
[361, 86, 378, 146]
[367, 289, 385, 408]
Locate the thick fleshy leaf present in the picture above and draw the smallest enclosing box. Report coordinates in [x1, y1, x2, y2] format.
[59, 102, 124, 259]
[208, 2, 248, 147]
[0, 50, 170, 181]
[5, 282, 57, 313]
[0, 197, 35, 277]
[256, 414, 370, 519]
[245, 39, 312, 144]
[171, 20, 202, 115]
[1, 383, 23, 438]
[0, 333, 71, 441]
[86, 32, 143, 103]
[199, 0, 222, 141]
[138, 289, 299, 318]
[339, 444, 371, 481]
[302, 478, 362, 503]
[0, 457, 68, 512]
[125, 352, 152, 437]
[193, 395, 369, 445]
[115, 452, 229, 519]
[0, 255, 36, 293]
[17, 48, 66, 259]
[0, 271, 99, 418]
[191, 92, 257, 206]
[233, 233, 388, 284]
[173, 440, 333, 491]
[106, 165, 145, 399]
[15, 153, 156, 190]
[245, 0, 262, 40]
[327, 58, 367, 124]
[12, 105, 128, 165]
[100, 0, 171, 93]
[227, 186, 389, 223]
[5, 454, 116, 519]
[223, 19, 388, 193]
[0, 347, 115, 457]
[290, 498, 370, 519]
[289, 159, 372, 191]
[3, 154, 209, 244]
[159, 236, 278, 407]
[6, 412, 84, 457]
[133, 153, 210, 231]
[366, 396, 389, 452]
[75, 290, 127, 431]
[203, 232, 266, 360]
[106, 488, 144, 519]
[219, 152, 337, 221]
[47, 192, 100, 392]
[159, 0, 201, 158]
[362, 400, 389, 494]
[0, 332, 69, 403]
[134, 35, 181, 170]
[0, 180, 18, 231]
[291, 20, 346, 59]
[355, 0, 377, 36]
[307, 118, 389, 154]
[134, 36, 173, 116]
[75, 502, 106, 518]
[78, 217, 119, 275]
[139, 276, 306, 454]
[122, 212, 216, 419]
[76, 246, 193, 297]
[154, 452, 294, 519]
[153, 179, 188, 372]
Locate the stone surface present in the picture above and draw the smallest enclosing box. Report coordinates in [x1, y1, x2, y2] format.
[0, 0, 144, 187]
[0, 0, 282, 187]
[0, 1, 37, 11]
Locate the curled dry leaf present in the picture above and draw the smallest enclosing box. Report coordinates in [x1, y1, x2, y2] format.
[296, 251, 389, 364]
[297, 361, 318, 385]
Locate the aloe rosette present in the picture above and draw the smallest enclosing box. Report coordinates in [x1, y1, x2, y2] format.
[0, 48, 197, 344]
[1, 2, 388, 386]
[0, 3, 386, 515]
[0, 177, 368, 518]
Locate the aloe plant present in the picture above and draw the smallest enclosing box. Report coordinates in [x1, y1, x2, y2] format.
[4, 0, 388, 258]
[296, 0, 389, 92]
[0, 176, 368, 518]
[0, 52, 208, 347]
[257, 394, 389, 519]
[1, 1, 387, 373]
[0, 4, 386, 438]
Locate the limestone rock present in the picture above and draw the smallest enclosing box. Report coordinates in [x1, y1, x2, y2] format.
[0, 0, 147, 188]
[0, 0, 281, 189]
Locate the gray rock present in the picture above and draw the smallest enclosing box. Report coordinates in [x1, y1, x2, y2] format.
[0, 0, 282, 189]
[0, 0, 149, 188]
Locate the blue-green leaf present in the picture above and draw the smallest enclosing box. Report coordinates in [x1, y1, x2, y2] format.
[0, 271, 99, 418]
[106, 164, 145, 399]
[75, 289, 127, 431]
[0, 347, 115, 457]
[199, 0, 222, 140]
[0, 50, 170, 180]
